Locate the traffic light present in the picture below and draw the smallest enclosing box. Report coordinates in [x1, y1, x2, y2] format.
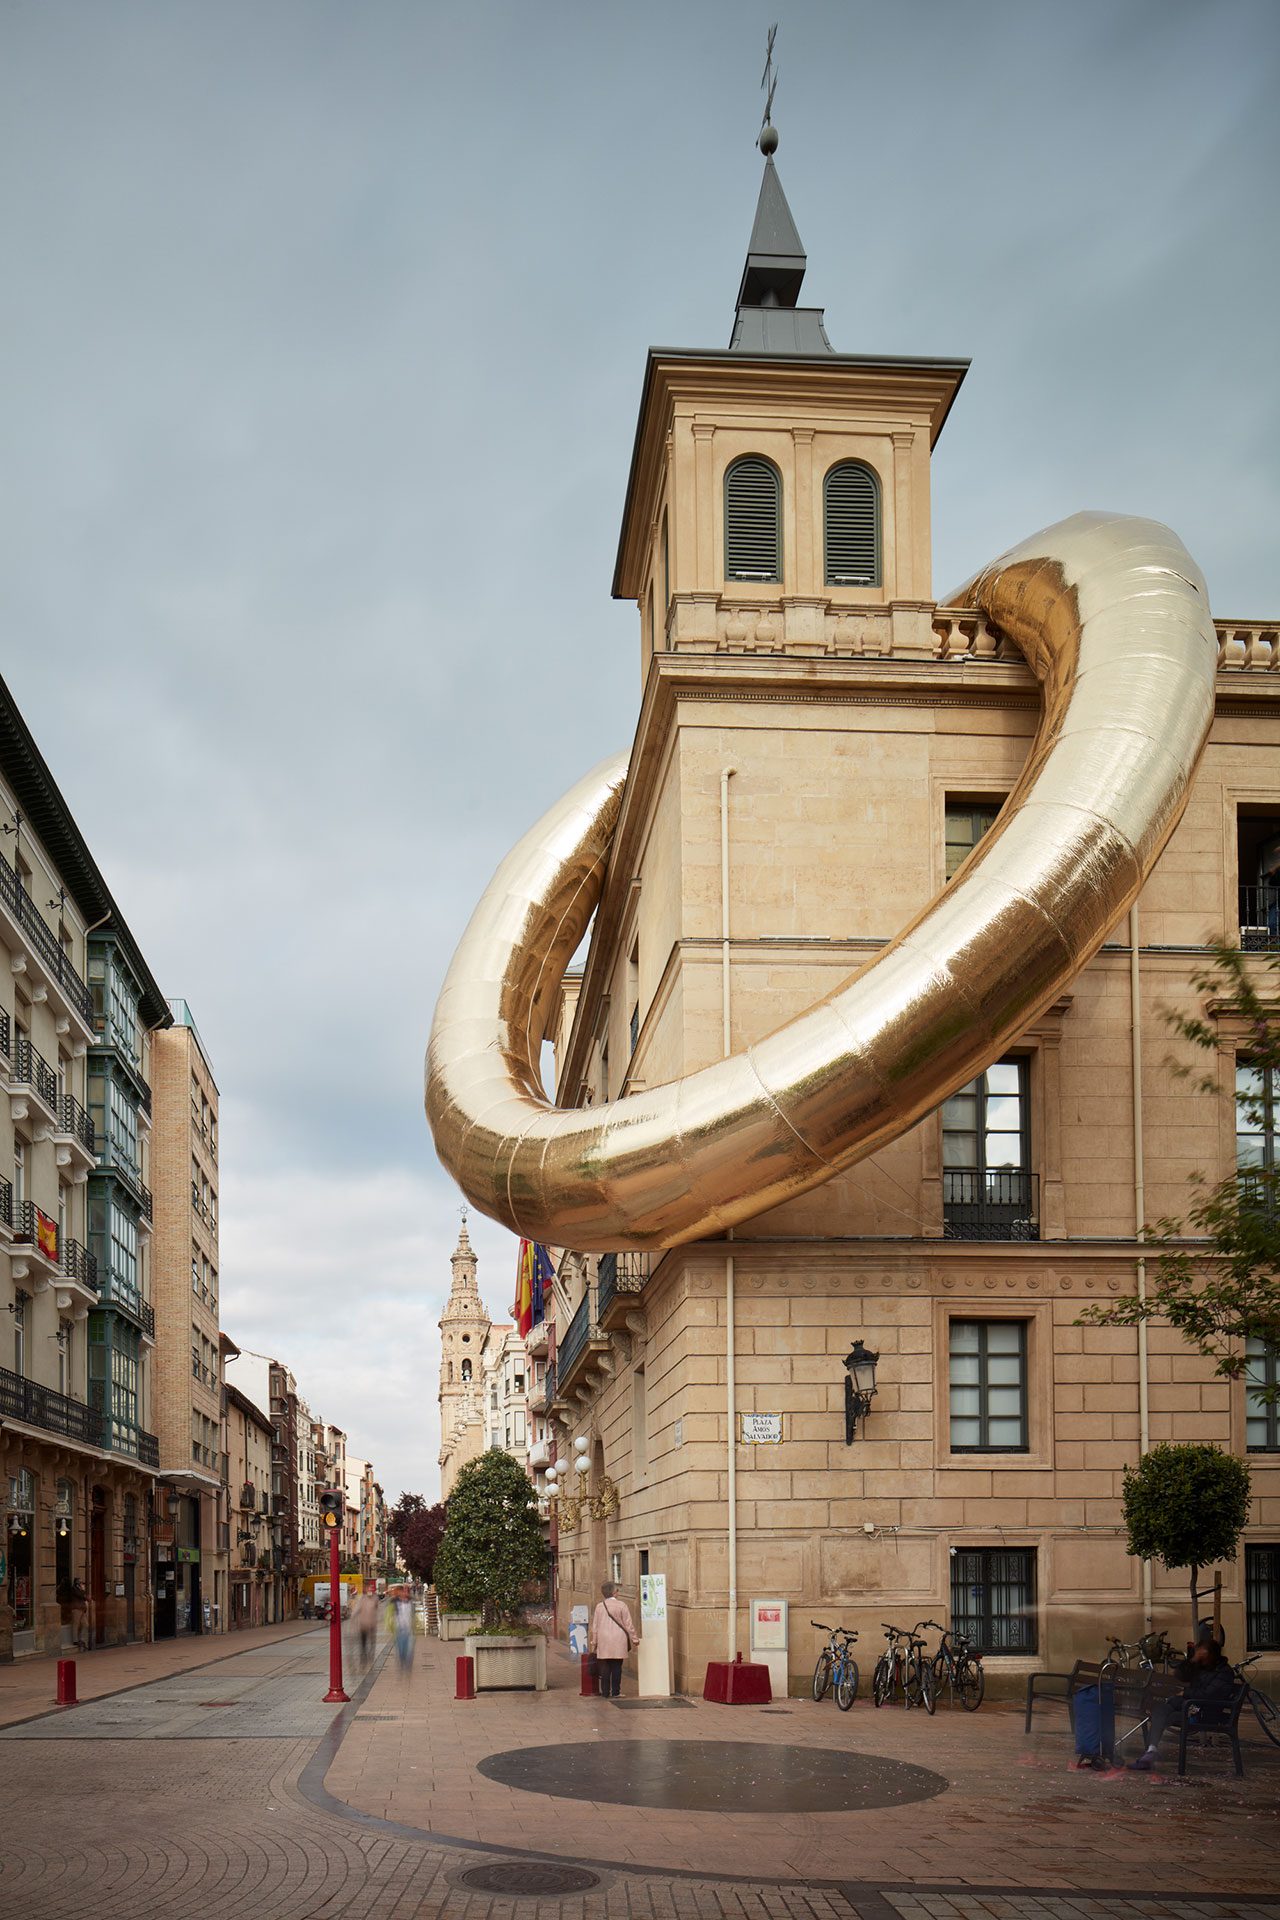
[319, 1489, 342, 1529]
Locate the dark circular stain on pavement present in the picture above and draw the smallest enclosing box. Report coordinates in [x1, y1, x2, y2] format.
[476, 1739, 947, 1813]
[459, 1863, 601, 1895]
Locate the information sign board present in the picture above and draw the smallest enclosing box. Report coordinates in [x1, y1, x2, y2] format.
[640, 1574, 667, 1622]
[750, 1598, 788, 1651]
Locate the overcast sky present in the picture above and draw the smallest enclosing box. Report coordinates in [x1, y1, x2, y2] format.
[2, 1, 1277, 1504]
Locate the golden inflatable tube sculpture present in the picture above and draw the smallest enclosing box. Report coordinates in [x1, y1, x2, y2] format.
[426, 512, 1217, 1250]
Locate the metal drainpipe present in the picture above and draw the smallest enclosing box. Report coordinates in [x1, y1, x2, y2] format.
[721, 766, 737, 1662]
[1130, 904, 1152, 1630]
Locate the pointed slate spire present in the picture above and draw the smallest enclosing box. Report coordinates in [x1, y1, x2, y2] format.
[736, 157, 807, 311]
[731, 138, 834, 355]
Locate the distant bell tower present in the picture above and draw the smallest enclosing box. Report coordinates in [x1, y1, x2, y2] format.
[437, 1216, 491, 1498]
[612, 119, 968, 675]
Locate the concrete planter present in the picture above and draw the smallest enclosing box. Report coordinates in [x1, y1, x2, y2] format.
[465, 1631, 547, 1691]
[439, 1611, 483, 1642]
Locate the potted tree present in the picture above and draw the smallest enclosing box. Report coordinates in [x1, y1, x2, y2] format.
[434, 1450, 548, 1688]
[1121, 1442, 1252, 1642]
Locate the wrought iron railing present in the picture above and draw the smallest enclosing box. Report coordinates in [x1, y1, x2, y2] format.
[12, 1200, 59, 1262]
[57, 1095, 95, 1152]
[556, 1286, 598, 1385]
[0, 851, 93, 1021]
[137, 1428, 160, 1468]
[0, 1008, 9, 1060]
[61, 1238, 99, 1293]
[598, 1250, 650, 1321]
[12, 1035, 59, 1113]
[0, 1177, 11, 1232]
[1240, 886, 1280, 952]
[0, 1364, 102, 1446]
[943, 1170, 1039, 1241]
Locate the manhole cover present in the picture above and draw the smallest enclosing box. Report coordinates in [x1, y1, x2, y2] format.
[353, 1713, 397, 1721]
[459, 1863, 601, 1896]
[477, 1740, 947, 1813]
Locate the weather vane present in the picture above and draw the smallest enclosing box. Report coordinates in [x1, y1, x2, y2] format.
[758, 23, 779, 155]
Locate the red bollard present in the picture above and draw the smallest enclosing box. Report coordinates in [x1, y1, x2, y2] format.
[455, 1654, 475, 1700]
[580, 1652, 596, 1697]
[56, 1659, 77, 1706]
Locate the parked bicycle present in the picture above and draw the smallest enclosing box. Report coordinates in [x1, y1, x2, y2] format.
[1234, 1654, 1280, 1747]
[873, 1622, 935, 1712]
[811, 1620, 860, 1710]
[920, 1619, 984, 1711]
[1138, 1629, 1179, 1672]
[1100, 1634, 1154, 1682]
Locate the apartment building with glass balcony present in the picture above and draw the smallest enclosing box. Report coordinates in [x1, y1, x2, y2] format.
[0, 672, 170, 1658]
[532, 158, 1280, 1693]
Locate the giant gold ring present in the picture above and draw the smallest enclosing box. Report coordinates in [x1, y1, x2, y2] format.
[426, 512, 1217, 1250]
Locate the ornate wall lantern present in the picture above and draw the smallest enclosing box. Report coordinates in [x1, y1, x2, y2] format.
[843, 1341, 879, 1443]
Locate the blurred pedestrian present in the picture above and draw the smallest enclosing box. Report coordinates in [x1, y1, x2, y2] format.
[351, 1588, 379, 1664]
[388, 1585, 414, 1672]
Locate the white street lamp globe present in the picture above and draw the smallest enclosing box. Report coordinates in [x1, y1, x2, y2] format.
[573, 1456, 590, 1476]
[573, 1435, 589, 1454]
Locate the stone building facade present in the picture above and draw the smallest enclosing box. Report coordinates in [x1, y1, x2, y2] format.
[226, 1377, 274, 1626]
[539, 159, 1280, 1692]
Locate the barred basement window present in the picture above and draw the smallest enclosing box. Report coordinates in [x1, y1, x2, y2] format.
[951, 1547, 1037, 1653]
[724, 456, 782, 582]
[1246, 1543, 1280, 1649]
[823, 461, 880, 587]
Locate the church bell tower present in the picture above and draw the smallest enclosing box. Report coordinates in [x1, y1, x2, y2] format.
[437, 1218, 491, 1497]
[612, 127, 968, 675]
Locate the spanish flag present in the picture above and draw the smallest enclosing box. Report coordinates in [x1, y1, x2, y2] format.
[36, 1209, 58, 1262]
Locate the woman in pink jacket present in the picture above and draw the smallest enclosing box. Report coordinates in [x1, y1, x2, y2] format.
[588, 1581, 636, 1698]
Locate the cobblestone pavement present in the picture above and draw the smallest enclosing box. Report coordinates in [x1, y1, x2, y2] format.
[0, 1629, 1275, 1920]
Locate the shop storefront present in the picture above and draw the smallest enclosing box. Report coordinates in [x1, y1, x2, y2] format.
[6, 1469, 36, 1656]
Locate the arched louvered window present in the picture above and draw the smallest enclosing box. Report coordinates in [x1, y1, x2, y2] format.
[824, 460, 881, 587]
[724, 456, 782, 582]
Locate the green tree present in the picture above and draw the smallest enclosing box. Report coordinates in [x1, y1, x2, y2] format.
[432, 1449, 545, 1623]
[1120, 1442, 1251, 1640]
[1079, 944, 1280, 1385]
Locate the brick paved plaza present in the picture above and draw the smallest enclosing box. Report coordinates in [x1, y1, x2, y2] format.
[0, 1627, 1274, 1920]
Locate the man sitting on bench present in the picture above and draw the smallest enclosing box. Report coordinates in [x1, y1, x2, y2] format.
[1128, 1634, 1234, 1770]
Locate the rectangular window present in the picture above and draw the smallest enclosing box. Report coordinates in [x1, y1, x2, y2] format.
[945, 800, 1002, 881]
[1237, 1063, 1279, 1222]
[949, 1320, 1028, 1452]
[633, 1363, 648, 1482]
[1246, 1543, 1280, 1650]
[107, 1079, 139, 1173]
[942, 1058, 1037, 1239]
[107, 964, 140, 1063]
[513, 1409, 526, 1445]
[12, 1292, 25, 1376]
[950, 1547, 1037, 1653]
[1246, 1339, 1280, 1451]
[1237, 808, 1280, 952]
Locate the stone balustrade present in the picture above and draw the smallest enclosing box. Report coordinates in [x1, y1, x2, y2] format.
[664, 599, 1277, 673]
